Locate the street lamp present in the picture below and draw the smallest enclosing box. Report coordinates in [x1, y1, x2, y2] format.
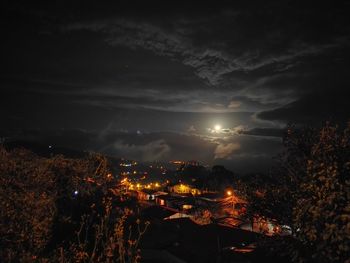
[226, 190, 234, 213]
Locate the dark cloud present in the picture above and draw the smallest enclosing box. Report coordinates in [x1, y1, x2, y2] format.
[212, 134, 283, 173]
[62, 16, 349, 87]
[228, 95, 280, 112]
[258, 92, 350, 124]
[57, 3, 350, 119]
[238, 127, 284, 138]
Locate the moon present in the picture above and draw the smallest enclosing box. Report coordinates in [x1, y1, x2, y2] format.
[214, 124, 221, 131]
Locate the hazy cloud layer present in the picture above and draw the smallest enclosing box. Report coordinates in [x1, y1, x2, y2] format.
[3, 128, 283, 173]
[214, 142, 240, 159]
[112, 139, 170, 162]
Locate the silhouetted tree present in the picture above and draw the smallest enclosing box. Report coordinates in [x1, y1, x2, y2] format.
[195, 165, 235, 192]
[292, 123, 350, 263]
[243, 122, 350, 262]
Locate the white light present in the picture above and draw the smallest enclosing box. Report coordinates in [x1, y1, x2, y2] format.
[74, 190, 79, 195]
[214, 125, 221, 131]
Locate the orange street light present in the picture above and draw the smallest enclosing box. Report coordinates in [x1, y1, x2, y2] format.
[226, 190, 235, 213]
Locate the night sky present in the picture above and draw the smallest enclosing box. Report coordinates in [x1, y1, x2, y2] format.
[2, 1, 350, 173]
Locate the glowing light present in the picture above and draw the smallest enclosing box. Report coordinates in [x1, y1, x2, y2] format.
[214, 125, 221, 131]
[121, 178, 127, 183]
[227, 190, 232, 196]
[74, 190, 79, 195]
[183, 204, 193, 210]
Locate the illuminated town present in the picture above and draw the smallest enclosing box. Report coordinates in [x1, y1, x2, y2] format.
[111, 158, 290, 236]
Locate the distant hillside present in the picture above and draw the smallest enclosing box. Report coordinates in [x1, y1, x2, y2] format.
[3, 140, 89, 159]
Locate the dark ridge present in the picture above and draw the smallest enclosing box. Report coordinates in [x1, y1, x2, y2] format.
[3, 140, 89, 159]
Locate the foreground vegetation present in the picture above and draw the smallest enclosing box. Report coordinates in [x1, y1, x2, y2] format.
[243, 122, 350, 263]
[0, 147, 148, 262]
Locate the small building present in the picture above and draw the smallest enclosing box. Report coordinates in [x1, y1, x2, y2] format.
[239, 217, 291, 236]
[141, 205, 177, 221]
[198, 193, 222, 202]
[168, 183, 202, 195]
[156, 195, 195, 211]
[164, 212, 193, 220]
[156, 194, 177, 207]
[137, 189, 158, 201]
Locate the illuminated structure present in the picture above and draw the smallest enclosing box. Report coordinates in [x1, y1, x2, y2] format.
[169, 183, 201, 195]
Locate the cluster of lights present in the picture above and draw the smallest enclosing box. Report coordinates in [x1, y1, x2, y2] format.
[120, 170, 139, 176]
[170, 160, 185, 165]
[124, 181, 162, 190]
[149, 165, 165, 170]
[177, 184, 191, 193]
[120, 161, 137, 167]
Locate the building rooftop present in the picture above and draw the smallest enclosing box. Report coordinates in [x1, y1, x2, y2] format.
[141, 205, 177, 220]
[139, 217, 261, 263]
